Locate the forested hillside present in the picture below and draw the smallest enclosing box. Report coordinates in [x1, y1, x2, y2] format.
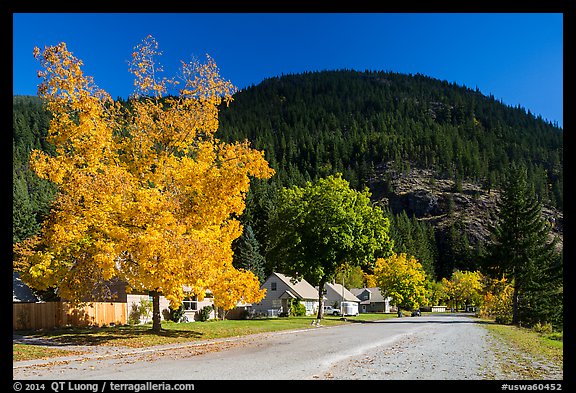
[217, 70, 563, 279]
[13, 70, 563, 281]
[13, 95, 56, 244]
[217, 70, 562, 207]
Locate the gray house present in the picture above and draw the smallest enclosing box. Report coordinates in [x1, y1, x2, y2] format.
[350, 287, 392, 313]
[252, 272, 324, 317]
[322, 282, 360, 308]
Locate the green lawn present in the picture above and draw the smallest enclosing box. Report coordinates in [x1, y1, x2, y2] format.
[481, 321, 563, 367]
[13, 313, 396, 361]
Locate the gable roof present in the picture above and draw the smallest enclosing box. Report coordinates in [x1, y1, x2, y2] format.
[350, 287, 388, 303]
[13, 272, 39, 303]
[324, 282, 361, 302]
[272, 272, 321, 300]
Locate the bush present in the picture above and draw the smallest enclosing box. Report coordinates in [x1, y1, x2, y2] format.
[495, 314, 513, 325]
[546, 331, 563, 341]
[290, 299, 306, 316]
[197, 305, 213, 322]
[532, 322, 553, 334]
[169, 304, 185, 322]
[480, 281, 513, 325]
[128, 299, 152, 325]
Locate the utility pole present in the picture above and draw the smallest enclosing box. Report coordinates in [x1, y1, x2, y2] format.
[340, 265, 346, 316]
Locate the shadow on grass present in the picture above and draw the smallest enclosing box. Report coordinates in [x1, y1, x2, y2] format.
[13, 325, 205, 347]
[13, 317, 312, 348]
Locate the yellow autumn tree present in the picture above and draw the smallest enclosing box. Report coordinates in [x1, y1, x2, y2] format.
[478, 276, 513, 324]
[362, 272, 377, 288]
[374, 253, 427, 312]
[14, 35, 274, 331]
[440, 270, 484, 312]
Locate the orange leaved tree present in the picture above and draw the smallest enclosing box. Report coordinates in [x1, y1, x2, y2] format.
[14, 36, 274, 331]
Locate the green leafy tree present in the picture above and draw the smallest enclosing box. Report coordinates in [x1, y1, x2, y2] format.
[267, 174, 393, 319]
[334, 264, 366, 290]
[425, 280, 446, 308]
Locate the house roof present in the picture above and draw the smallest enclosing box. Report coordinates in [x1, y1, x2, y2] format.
[350, 287, 389, 303]
[278, 289, 297, 299]
[13, 272, 38, 302]
[272, 272, 322, 300]
[324, 282, 361, 302]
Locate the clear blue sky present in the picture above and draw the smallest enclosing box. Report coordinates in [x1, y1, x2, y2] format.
[13, 13, 563, 127]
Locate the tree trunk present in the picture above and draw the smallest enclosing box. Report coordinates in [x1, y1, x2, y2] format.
[316, 279, 325, 320]
[151, 290, 162, 332]
[512, 282, 520, 325]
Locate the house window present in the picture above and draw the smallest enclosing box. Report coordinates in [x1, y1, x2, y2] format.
[271, 282, 277, 291]
[182, 296, 198, 311]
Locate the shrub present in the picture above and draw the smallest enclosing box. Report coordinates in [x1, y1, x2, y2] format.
[533, 322, 553, 334]
[495, 314, 513, 325]
[197, 305, 213, 322]
[169, 304, 185, 322]
[128, 299, 152, 325]
[290, 299, 306, 316]
[546, 331, 563, 341]
[479, 279, 513, 324]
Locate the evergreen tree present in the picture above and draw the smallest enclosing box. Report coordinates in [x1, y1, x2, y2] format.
[232, 225, 267, 284]
[486, 164, 561, 327]
[13, 171, 40, 243]
[385, 209, 438, 280]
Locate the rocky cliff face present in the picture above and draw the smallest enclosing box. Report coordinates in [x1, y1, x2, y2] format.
[368, 164, 563, 250]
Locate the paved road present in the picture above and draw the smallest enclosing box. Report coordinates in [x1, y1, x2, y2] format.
[12, 314, 507, 380]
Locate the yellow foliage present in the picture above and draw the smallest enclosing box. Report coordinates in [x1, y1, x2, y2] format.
[478, 276, 513, 322]
[440, 270, 484, 310]
[15, 36, 274, 309]
[374, 253, 427, 309]
[362, 272, 377, 288]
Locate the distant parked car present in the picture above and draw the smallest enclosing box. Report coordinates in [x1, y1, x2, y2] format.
[323, 306, 341, 316]
[411, 309, 421, 317]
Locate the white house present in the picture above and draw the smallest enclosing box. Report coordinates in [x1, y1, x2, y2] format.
[127, 290, 216, 323]
[252, 272, 324, 317]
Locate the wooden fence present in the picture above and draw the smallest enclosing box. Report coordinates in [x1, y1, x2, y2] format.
[13, 302, 127, 331]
